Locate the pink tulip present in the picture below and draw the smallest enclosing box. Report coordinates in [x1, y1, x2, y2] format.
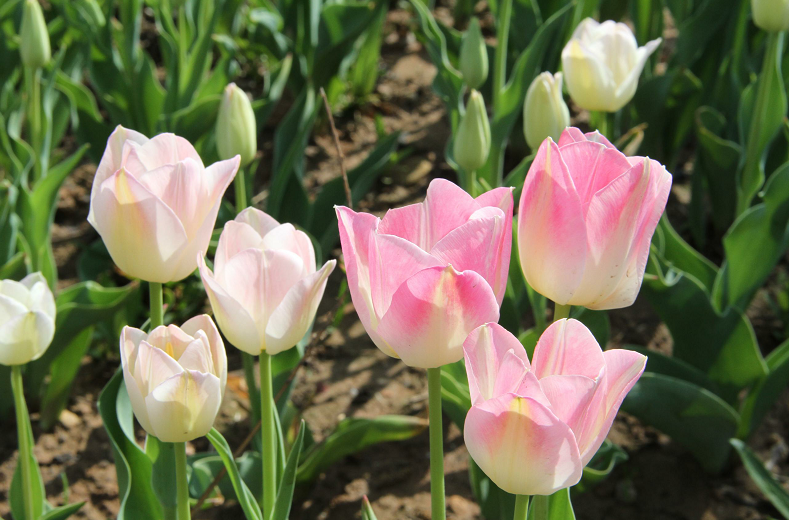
[518, 127, 671, 309]
[463, 319, 646, 495]
[88, 125, 239, 283]
[198, 208, 336, 356]
[336, 178, 512, 368]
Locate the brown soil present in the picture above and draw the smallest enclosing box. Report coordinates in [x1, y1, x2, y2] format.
[1, 7, 788, 520]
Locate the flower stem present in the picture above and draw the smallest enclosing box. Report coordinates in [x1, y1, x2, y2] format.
[553, 302, 571, 322]
[235, 164, 248, 211]
[174, 442, 191, 520]
[150, 282, 164, 329]
[492, 0, 512, 106]
[12, 365, 42, 520]
[592, 111, 611, 139]
[513, 495, 530, 520]
[260, 350, 277, 517]
[427, 366, 446, 520]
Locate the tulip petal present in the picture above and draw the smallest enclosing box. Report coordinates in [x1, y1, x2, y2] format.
[474, 186, 514, 215]
[181, 314, 227, 390]
[169, 196, 225, 282]
[89, 126, 148, 221]
[265, 259, 337, 355]
[464, 393, 584, 496]
[146, 324, 195, 357]
[27, 280, 56, 319]
[558, 141, 631, 206]
[561, 39, 616, 112]
[532, 319, 605, 380]
[136, 159, 207, 237]
[539, 375, 598, 439]
[518, 139, 587, 305]
[133, 340, 185, 395]
[377, 265, 499, 368]
[262, 224, 316, 276]
[145, 371, 222, 442]
[463, 323, 532, 404]
[119, 326, 148, 371]
[132, 133, 203, 171]
[214, 221, 265, 275]
[0, 293, 28, 323]
[0, 311, 54, 365]
[236, 207, 280, 237]
[0, 279, 31, 306]
[557, 127, 588, 147]
[614, 38, 661, 108]
[377, 178, 480, 251]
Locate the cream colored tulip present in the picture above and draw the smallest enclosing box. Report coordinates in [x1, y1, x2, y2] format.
[0, 273, 55, 366]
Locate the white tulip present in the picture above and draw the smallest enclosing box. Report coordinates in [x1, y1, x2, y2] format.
[120, 315, 227, 442]
[0, 273, 55, 366]
[562, 19, 661, 112]
[523, 72, 571, 150]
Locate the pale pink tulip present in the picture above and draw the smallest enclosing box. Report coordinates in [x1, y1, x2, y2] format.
[463, 319, 646, 495]
[336, 179, 511, 368]
[88, 125, 239, 283]
[518, 127, 672, 310]
[198, 208, 336, 356]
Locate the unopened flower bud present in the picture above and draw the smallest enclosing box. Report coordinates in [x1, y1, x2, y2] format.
[454, 90, 491, 172]
[751, 0, 789, 32]
[459, 18, 488, 90]
[523, 72, 571, 150]
[216, 83, 257, 167]
[20, 0, 51, 69]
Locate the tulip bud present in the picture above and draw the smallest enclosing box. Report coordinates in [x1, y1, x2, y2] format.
[751, 0, 789, 32]
[20, 0, 51, 69]
[216, 83, 257, 167]
[459, 17, 489, 89]
[453, 90, 491, 172]
[523, 72, 571, 150]
[0, 273, 56, 366]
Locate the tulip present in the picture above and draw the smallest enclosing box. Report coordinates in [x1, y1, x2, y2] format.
[0, 273, 55, 366]
[459, 17, 489, 90]
[20, 0, 51, 69]
[463, 320, 646, 496]
[523, 72, 571, 150]
[199, 207, 336, 355]
[88, 125, 239, 283]
[454, 90, 491, 173]
[216, 83, 258, 167]
[518, 127, 671, 310]
[752, 0, 789, 32]
[561, 18, 661, 112]
[120, 315, 227, 442]
[336, 178, 511, 368]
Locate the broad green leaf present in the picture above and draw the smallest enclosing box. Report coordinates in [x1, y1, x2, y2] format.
[731, 439, 789, 519]
[440, 359, 471, 431]
[625, 346, 719, 395]
[653, 217, 718, 292]
[621, 372, 739, 473]
[271, 420, 306, 520]
[38, 501, 86, 520]
[296, 415, 427, 484]
[314, 1, 378, 88]
[739, 337, 789, 438]
[528, 488, 575, 520]
[206, 428, 263, 520]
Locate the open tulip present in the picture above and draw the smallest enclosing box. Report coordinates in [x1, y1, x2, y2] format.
[199, 208, 336, 356]
[518, 127, 671, 310]
[120, 315, 227, 442]
[336, 178, 511, 368]
[88, 125, 239, 283]
[463, 320, 646, 496]
[0, 273, 55, 366]
[562, 18, 661, 112]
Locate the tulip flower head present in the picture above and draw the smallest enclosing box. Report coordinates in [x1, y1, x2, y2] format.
[463, 320, 646, 495]
[20, 0, 51, 69]
[199, 208, 336, 356]
[562, 19, 661, 112]
[120, 315, 227, 442]
[0, 273, 55, 366]
[523, 72, 571, 150]
[751, 0, 789, 32]
[453, 90, 492, 172]
[88, 126, 239, 283]
[336, 179, 512, 368]
[518, 127, 672, 310]
[216, 83, 258, 166]
[459, 17, 489, 90]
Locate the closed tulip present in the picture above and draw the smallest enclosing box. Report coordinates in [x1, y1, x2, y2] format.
[518, 127, 672, 309]
[20, 0, 51, 69]
[199, 208, 336, 356]
[336, 179, 511, 368]
[463, 320, 646, 495]
[562, 19, 661, 112]
[454, 90, 491, 172]
[120, 315, 227, 442]
[0, 273, 55, 366]
[216, 83, 257, 167]
[523, 72, 571, 150]
[88, 126, 239, 283]
[459, 17, 489, 90]
[752, 0, 789, 32]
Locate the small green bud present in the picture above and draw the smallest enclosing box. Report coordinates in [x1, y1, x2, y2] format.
[751, 0, 789, 32]
[523, 72, 570, 150]
[453, 90, 491, 172]
[459, 18, 488, 90]
[20, 0, 51, 69]
[216, 83, 257, 166]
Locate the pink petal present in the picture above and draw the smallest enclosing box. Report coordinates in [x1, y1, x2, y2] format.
[463, 323, 532, 404]
[265, 259, 336, 355]
[474, 186, 515, 215]
[464, 393, 584, 496]
[532, 319, 605, 380]
[376, 265, 499, 368]
[146, 324, 194, 357]
[214, 221, 265, 276]
[517, 139, 587, 305]
[89, 125, 148, 221]
[557, 127, 588, 147]
[377, 178, 480, 251]
[133, 133, 203, 171]
[236, 207, 280, 237]
[558, 141, 631, 206]
[539, 375, 598, 439]
[181, 314, 226, 391]
[168, 196, 224, 282]
[261, 224, 316, 276]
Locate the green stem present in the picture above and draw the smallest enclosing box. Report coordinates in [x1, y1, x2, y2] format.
[513, 495, 530, 520]
[592, 110, 610, 139]
[25, 66, 43, 182]
[174, 442, 190, 520]
[738, 31, 784, 216]
[12, 365, 41, 520]
[260, 351, 277, 517]
[150, 282, 164, 329]
[235, 164, 248, 212]
[427, 367, 446, 520]
[553, 302, 571, 322]
[492, 0, 512, 106]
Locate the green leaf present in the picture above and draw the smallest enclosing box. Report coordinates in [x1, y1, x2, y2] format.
[731, 438, 789, 519]
[38, 501, 86, 520]
[652, 217, 718, 292]
[625, 345, 719, 395]
[9, 372, 46, 520]
[621, 372, 739, 473]
[440, 359, 471, 431]
[576, 440, 628, 493]
[739, 337, 789, 438]
[349, 1, 387, 98]
[271, 420, 306, 520]
[296, 415, 427, 484]
[206, 428, 263, 520]
[527, 488, 575, 520]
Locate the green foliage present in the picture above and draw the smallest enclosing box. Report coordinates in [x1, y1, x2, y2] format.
[731, 439, 789, 519]
[527, 489, 576, 520]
